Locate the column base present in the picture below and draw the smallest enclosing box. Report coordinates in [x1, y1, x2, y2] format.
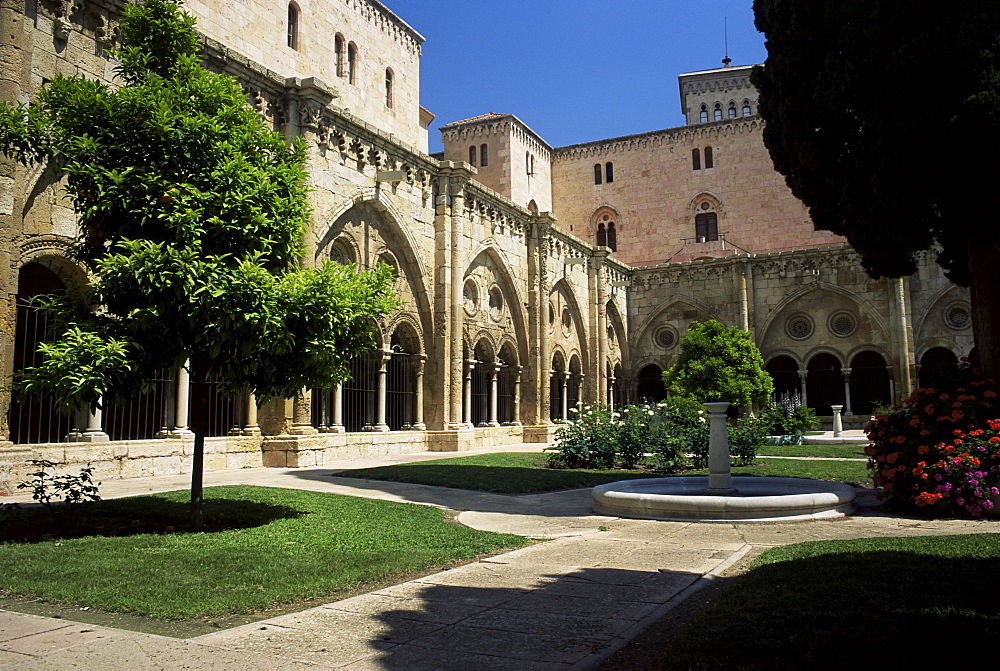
[66, 431, 110, 443]
[409, 423, 426, 431]
[289, 425, 319, 435]
[157, 429, 195, 439]
[241, 427, 262, 436]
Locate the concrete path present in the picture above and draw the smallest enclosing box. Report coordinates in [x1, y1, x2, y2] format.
[2, 440, 998, 670]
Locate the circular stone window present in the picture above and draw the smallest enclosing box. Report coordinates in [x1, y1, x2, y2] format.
[785, 314, 814, 340]
[654, 326, 678, 350]
[488, 286, 504, 321]
[463, 279, 479, 315]
[828, 311, 857, 338]
[945, 304, 971, 330]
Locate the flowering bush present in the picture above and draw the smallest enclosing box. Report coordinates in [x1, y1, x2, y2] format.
[757, 393, 818, 438]
[865, 370, 1000, 517]
[547, 405, 618, 469]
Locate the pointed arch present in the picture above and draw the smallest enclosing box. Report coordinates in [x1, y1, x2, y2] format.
[550, 277, 590, 375]
[463, 242, 531, 366]
[759, 282, 889, 344]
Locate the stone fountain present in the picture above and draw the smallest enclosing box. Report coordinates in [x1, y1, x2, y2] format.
[591, 402, 857, 522]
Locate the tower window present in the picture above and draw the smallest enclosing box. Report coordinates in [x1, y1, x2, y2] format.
[526, 152, 534, 175]
[468, 145, 477, 166]
[605, 162, 614, 183]
[607, 221, 617, 251]
[742, 99, 752, 116]
[347, 42, 358, 84]
[385, 68, 394, 108]
[699, 104, 708, 123]
[704, 146, 714, 169]
[695, 212, 718, 242]
[728, 102, 737, 118]
[596, 223, 607, 247]
[287, 3, 299, 50]
[594, 163, 602, 185]
[480, 144, 488, 167]
[692, 148, 701, 170]
[335, 34, 345, 77]
[713, 103, 723, 121]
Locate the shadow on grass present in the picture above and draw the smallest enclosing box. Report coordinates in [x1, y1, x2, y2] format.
[0, 495, 302, 543]
[608, 543, 1000, 669]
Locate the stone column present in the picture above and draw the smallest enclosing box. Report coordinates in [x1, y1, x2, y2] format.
[374, 350, 390, 432]
[891, 277, 914, 401]
[561, 372, 570, 420]
[412, 357, 426, 430]
[463, 360, 475, 427]
[159, 365, 194, 438]
[448, 176, 468, 429]
[831, 405, 844, 437]
[70, 402, 109, 442]
[841, 367, 853, 415]
[609, 376, 616, 410]
[488, 363, 500, 427]
[704, 401, 736, 494]
[512, 367, 522, 426]
[331, 383, 345, 433]
[242, 394, 261, 436]
[290, 388, 318, 435]
[798, 370, 808, 407]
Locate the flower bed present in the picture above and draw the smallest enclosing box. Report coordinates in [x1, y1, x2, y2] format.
[865, 370, 1000, 517]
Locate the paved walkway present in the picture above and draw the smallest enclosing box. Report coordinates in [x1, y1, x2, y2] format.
[2, 440, 998, 669]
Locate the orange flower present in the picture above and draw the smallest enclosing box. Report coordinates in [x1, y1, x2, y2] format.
[887, 452, 899, 464]
[917, 444, 930, 455]
[984, 390, 997, 398]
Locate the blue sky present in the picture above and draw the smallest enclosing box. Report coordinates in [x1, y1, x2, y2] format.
[384, 0, 767, 152]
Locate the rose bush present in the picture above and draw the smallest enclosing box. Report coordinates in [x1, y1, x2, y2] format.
[865, 369, 1000, 517]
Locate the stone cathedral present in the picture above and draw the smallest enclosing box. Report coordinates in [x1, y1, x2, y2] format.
[0, 0, 972, 487]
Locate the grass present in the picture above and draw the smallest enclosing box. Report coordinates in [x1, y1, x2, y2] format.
[604, 534, 1000, 669]
[0, 485, 527, 618]
[757, 444, 868, 458]
[336, 452, 872, 493]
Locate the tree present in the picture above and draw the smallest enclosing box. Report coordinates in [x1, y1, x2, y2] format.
[752, 0, 1000, 378]
[0, 0, 396, 529]
[663, 320, 773, 409]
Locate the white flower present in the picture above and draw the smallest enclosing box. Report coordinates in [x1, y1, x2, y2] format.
[648, 410, 655, 416]
[699, 416, 707, 423]
[611, 412, 620, 418]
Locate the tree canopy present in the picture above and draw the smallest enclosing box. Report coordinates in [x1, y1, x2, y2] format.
[752, 0, 1000, 377]
[0, 0, 396, 527]
[663, 320, 773, 409]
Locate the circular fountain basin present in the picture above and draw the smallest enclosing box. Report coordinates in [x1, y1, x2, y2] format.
[592, 476, 857, 522]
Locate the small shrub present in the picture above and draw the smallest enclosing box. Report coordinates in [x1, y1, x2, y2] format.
[757, 393, 818, 437]
[865, 369, 1000, 517]
[16, 459, 101, 519]
[547, 406, 618, 469]
[729, 423, 767, 466]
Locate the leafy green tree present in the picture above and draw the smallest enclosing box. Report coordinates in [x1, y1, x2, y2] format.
[0, 0, 396, 528]
[663, 320, 773, 408]
[752, 0, 1000, 378]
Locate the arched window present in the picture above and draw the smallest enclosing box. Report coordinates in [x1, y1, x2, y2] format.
[528, 199, 538, 213]
[594, 163, 602, 184]
[347, 42, 358, 84]
[695, 212, 718, 242]
[480, 143, 488, 167]
[607, 221, 617, 251]
[468, 145, 477, 166]
[728, 102, 737, 119]
[713, 102, 722, 121]
[526, 152, 534, 175]
[692, 147, 701, 170]
[699, 104, 708, 123]
[335, 34, 345, 77]
[593, 210, 618, 251]
[742, 99, 752, 117]
[287, 3, 299, 50]
[385, 68, 393, 108]
[605, 161, 614, 183]
[596, 223, 607, 247]
[704, 146, 714, 169]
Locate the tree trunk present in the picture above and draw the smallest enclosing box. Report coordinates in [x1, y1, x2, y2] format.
[968, 237, 1000, 380]
[188, 368, 209, 531]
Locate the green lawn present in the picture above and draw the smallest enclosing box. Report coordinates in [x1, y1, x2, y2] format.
[757, 444, 868, 458]
[0, 486, 526, 618]
[603, 533, 1000, 669]
[336, 452, 871, 493]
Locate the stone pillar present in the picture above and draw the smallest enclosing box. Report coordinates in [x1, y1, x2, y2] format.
[831, 405, 844, 437]
[412, 357, 426, 430]
[160, 365, 194, 438]
[512, 367, 522, 426]
[242, 394, 261, 436]
[841, 367, 853, 415]
[488, 363, 500, 427]
[374, 350, 390, 432]
[448, 176, 468, 429]
[561, 372, 570, 420]
[290, 388, 318, 435]
[70, 402, 109, 442]
[463, 360, 475, 427]
[798, 369, 808, 407]
[609, 376, 616, 410]
[331, 383, 345, 433]
[704, 401, 736, 494]
[891, 277, 914, 401]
